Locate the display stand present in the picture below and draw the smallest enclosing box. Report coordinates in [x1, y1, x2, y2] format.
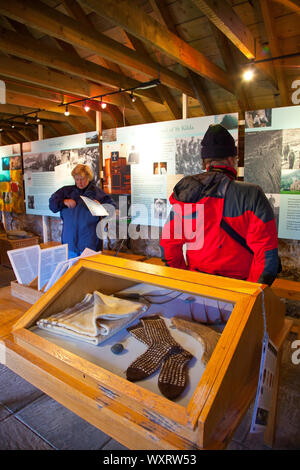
[9, 241, 62, 303]
[0, 254, 289, 450]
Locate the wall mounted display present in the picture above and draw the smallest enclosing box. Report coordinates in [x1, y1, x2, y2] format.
[0, 143, 25, 213]
[102, 113, 238, 227]
[22, 132, 100, 217]
[244, 105, 300, 240]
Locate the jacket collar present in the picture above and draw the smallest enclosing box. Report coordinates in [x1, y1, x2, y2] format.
[208, 164, 237, 180]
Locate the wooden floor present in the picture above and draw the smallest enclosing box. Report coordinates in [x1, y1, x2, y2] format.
[0, 264, 299, 450]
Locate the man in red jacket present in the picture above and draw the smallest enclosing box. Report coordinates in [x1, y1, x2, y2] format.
[160, 124, 279, 285]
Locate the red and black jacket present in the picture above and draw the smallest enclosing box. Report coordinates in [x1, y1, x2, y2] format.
[160, 165, 279, 285]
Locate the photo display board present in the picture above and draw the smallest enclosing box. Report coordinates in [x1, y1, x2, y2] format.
[22, 132, 100, 217]
[102, 113, 238, 226]
[244, 105, 300, 240]
[0, 143, 25, 213]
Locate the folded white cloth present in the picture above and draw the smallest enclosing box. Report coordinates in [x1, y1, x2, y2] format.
[37, 291, 147, 345]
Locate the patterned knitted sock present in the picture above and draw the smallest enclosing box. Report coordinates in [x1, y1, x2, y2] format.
[127, 318, 193, 399]
[158, 350, 193, 399]
[126, 316, 182, 382]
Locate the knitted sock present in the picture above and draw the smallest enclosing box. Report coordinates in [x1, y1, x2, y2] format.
[126, 316, 182, 382]
[158, 350, 193, 399]
[127, 318, 193, 399]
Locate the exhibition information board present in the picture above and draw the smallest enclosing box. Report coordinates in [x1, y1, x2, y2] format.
[102, 113, 238, 227]
[23, 132, 100, 217]
[244, 105, 300, 240]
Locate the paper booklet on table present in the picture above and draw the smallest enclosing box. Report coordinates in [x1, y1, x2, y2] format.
[38, 244, 68, 291]
[8, 244, 40, 286]
[80, 196, 109, 216]
[44, 248, 99, 292]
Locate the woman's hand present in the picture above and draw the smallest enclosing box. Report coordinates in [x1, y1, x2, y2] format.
[64, 198, 77, 208]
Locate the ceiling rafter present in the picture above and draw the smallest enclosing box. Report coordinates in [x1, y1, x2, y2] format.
[259, 0, 291, 106]
[76, 0, 235, 94]
[210, 24, 251, 112]
[125, 32, 181, 120]
[271, 0, 300, 14]
[0, 0, 196, 98]
[0, 27, 161, 104]
[191, 0, 255, 59]
[149, 0, 216, 116]
[61, 0, 156, 123]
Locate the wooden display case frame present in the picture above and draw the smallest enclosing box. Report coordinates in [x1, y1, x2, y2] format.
[0, 254, 287, 450]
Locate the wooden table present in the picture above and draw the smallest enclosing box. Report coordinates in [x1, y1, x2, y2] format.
[0, 286, 31, 338]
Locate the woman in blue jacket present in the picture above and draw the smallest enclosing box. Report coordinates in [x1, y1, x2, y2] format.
[49, 164, 116, 258]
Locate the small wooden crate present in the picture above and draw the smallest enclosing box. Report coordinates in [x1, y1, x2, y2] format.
[0, 234, 40, 267]
[0, 254, 287, 450]
[10, 280, 43, 304]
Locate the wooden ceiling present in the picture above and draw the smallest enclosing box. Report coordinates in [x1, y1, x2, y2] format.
[0, 0, 299, 145]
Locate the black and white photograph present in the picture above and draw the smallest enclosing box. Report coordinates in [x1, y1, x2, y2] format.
[265, 193, 280, 228]
[282, 128, 300, 170]
[175, 136, 204, 175]
[245, 109, 272, 128]
[23, 151, 61, 172]
[78, 146, 100, 186]
[244, 130, 282, 193]
[102, 128, 117, 142]
[127, 145, 140, 164]
[153, 198, 167, 219]
[27, 195, 35, 209]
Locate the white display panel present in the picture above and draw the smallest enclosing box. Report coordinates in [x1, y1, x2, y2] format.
[244, 105, 300, 240]
[102, 113, 238, 227]
[22, 132, 100, 217]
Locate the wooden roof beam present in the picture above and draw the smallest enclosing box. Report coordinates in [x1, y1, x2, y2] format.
[191, 0, 255, 59]
[271, 0, 300, 14]
[211, 25, 251, 112]
[0, 0, 196, 98]
[74, 0, 235, 94]
[0, 28, 162, 105]
[61, 0, 156, 123]
[149, 0, 215, 116]
[259, 0, 291, 106]
[126, 32, 181, 120]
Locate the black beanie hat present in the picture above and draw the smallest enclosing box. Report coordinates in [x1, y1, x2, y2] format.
[201, 124, 237, 159]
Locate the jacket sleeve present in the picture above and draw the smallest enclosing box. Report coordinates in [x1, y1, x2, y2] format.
[245, 187, 279, 285]
[49, 187, 67, 213]
[160, 209, 187, 270]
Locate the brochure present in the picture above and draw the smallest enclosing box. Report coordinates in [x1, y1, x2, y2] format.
[8, 244, 40, 286]
[80, 196, 109, 216]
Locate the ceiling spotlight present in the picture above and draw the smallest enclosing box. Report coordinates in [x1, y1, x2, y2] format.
[36, 114, 40, 122]
[25, 118, 29, 125]
[84, 101, 90, 112]
[101, 101, 107, 109]
[11, 123, 15, 128]
[243, 64, 255, 81]
[64, 105, 70, 116]
[130, 92, 136, 103]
